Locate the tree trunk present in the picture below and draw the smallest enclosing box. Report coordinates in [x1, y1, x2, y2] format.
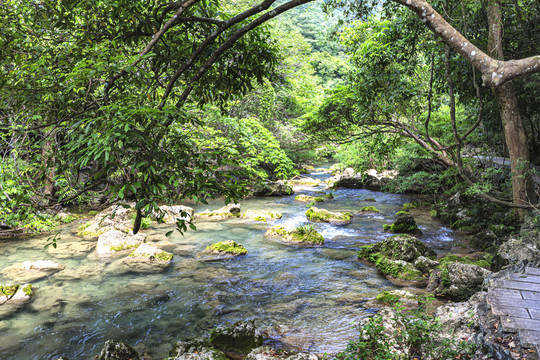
[486, 0, 537, 215]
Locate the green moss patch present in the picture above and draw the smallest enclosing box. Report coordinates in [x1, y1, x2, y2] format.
[0, 284, 19, 297]
[360, 206, 380, 212]
[265, 225, 324, 245]
[383, 215, 422, 235]
[402, 202, 417, 211]
[205, 240, 248, 255]
[305, 207, 352, 225]
[395, 210, 409, 216]
[438, 253, 492, 270]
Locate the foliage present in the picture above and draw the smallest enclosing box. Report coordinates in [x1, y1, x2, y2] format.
[337, 296, 476, 360]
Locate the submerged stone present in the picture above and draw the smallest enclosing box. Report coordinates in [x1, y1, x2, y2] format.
[2, 260, 65, 282]
[305, 207, 351, 225]
[209, 320, 263, 355]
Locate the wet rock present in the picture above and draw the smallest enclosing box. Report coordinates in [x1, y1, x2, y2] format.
[243, 210, 282, 222]
[98, 340, 140, 360]
[326, 168, 395, 191]
[209, 320, 264, 355]
[383, 214, 422, 235]
[305, 207, 351, 225]
[265, 226, 324, 245]
[77, 205, 134, 237]
[432, 262, 492, 301]
[294, 195, 322, 203]
[358, 234, 435, 263]
[96, 229, 147, 256]
[122, 243, 173, 273]
[252, 181, 294, 197]
[195, 204, 241, 220]
[266, 299, 308, 318]
[2, 260, 65, 282]
[166, 339, 228, 360]
[47, 239, 95, 259]
[204, 240, 248, 257]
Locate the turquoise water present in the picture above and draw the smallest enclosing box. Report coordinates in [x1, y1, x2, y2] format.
[0, 168, 464, 359]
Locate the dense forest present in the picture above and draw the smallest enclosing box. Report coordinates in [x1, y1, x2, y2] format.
[1, 0, 540, 359]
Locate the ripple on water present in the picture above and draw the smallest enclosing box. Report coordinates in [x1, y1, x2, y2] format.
[0, 167, 469, 360]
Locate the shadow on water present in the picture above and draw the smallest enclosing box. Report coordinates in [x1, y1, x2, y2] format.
[0, 165, 468, 359]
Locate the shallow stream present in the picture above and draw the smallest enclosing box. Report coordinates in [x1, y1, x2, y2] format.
[0, 166, 466, 359]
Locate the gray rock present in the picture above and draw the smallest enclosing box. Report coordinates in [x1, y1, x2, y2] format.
[414, 256, 440, 273]
[96, 229, 146, 256]
[48, 239, 96, 259]
[498, 237, 540, 263]
[209, 320, 263, 355]
[0, 283, 34, 318]
[155, 205, 194, 224]
[246, 347, 318, 360]
[166, 339, 228, 360]
[98, 340, 140, 360]
[77, 205, 134, 237]
[436, 263, 492, 301]
[253, 181, 294, 196]
[195, 204, 241, 220]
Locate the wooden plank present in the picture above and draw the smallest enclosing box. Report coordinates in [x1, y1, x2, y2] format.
[500, 316, 540, 332]
[509, 273, 540, 284]
[530, 308, 540, 320]
[488, 295, 540, 310]
[526, 268, 540, 276]
[488, 287, 523, 299]
[491, 306, 531, 318]
[522, 291, 540, 301]
[519, 330, 540, 348]
[494, 280, 540, 292]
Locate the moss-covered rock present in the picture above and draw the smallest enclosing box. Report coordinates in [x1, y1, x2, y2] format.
[358, 234, 436, 263]
[242, 210, 282, 222]
[265, 225, 325, 245]
[252, 181, 294, 197]
[167, 339, 228, 360]
[209, 320, 263, 355]
[294, 195, 324, 203]
[196, 203, 241, 220]
[402, 202, 417, 211]
[438, 253, 492, 270]
[205, 240, 248, 256]
[305, 207, 351, 225]
[76, 205, 134, 237]
[383, 214, 422, 235]
[363, 198, 376, 202]
[395, 210, 409, 216]
[96, 229, 147, 256]
[430, 262, 492, 301]
[98, 340, 140, 360]
[376, 289, 419, 306]
[287, 177, 320, 187]
[122, 243, 173, 273]
[375, 258, 426, 285]
[359, 206, 380, 213]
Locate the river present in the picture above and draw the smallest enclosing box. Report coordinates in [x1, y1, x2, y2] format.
[0, 166, 466, 359]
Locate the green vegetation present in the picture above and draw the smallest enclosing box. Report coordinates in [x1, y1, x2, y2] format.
[305, 207, 352, 224]
[360, 206, 380, 212]
[265, 225, 325, 245]
[205, 240, 248, 256]
[383, 215, 422, 235]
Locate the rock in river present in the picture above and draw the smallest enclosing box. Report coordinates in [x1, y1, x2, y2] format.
[96, 229, 147, 256]
[122, 243, 173, 273]
[2, 260, 65, 282]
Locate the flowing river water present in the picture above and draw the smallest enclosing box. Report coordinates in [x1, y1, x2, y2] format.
[0, 166, 467, 359]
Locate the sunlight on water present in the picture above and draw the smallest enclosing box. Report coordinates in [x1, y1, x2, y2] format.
[0, 167, 467, 360]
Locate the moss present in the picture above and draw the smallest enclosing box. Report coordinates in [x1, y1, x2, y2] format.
[395, 211, 409, 216]
[374, 257, 424, 281]
[324, 193, 335, 199]
[383, 224, 391, 231]
[110, 243, 139, 252]
[383, 215, 422, 235]
[430, 210, 438, 218]
[253, 216, 267, 222]
[364, 198, 376, 202]
[206, 240, 248, 255]
[305, 207, 351, 224]
[361, 206, 380, 212]
[154, 251, 174, 261]
[77, 221, 92, 231]
[402, 202, 417, 211]
[376, 291, 402, 305]
[1, 284, 19, 297]
[88, 210, 99, 216]
[23, 284, 33, 296]
[438, 253, 492, 270]
[288, 227, 325, 245]
[265, 226, 288, 237]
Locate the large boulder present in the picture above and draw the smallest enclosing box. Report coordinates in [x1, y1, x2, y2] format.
[253, 181, 294, 196]
[287, 177, 321, 188]
[242, 210, 282, 222]
[305, 207, 351, 225]
[122, 243, 173, 273]
[431, 262, 492, 301]
[383, 214, 422, 235]
[265, 226, 325, 245]
[2, 260, 65, 282]
[98, 340, 140, 360]
[246, 347, 318, 360]
[325, 168, 396, 191]
[498, 237, 540, 264]
[96, 229, 147, 256]
[195, 204, 241, 220]
[166, 339, 228, 360]
[357, 234, 435, 286]
[77, 205, 134, 237]
[209, 320, 264, 355]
